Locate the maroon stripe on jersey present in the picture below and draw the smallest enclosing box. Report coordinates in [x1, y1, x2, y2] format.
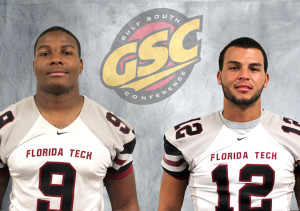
[106, 164, 133, 180]
[114, 157, 126, 166]
[163, 155, 185, 167]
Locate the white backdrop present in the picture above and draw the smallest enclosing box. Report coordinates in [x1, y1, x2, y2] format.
[0, 0, 300, 210]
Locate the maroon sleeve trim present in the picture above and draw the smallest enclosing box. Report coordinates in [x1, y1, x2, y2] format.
[163, 155, 186, 167]
[106, 164, 133, 180]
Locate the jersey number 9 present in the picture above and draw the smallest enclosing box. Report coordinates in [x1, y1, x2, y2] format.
[37, 162, 76, 211]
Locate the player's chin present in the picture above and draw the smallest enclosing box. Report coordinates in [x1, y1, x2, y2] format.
[233, 96, 259, 106]
[46, 82, 73, 94]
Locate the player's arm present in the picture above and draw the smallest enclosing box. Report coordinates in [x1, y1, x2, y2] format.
[0, 166, 10, 209]
[294, 168, 300, 209]
[104, 169, 139, 211]
[158, 171, 188, 211]
[104, 128, 139, 211]
[159, 134, 190, 211]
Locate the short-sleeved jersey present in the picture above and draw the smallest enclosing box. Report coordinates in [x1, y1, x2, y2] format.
[0, 96, 136, 211]
[162, 111, 300, 211]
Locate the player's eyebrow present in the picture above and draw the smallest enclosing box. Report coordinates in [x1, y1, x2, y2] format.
[60, 45, 75, 50]
[226, 61, 241, 65]
[249, 63, 262, 67]
[36, 44, 75, 51]
[36, 45, 51, 51]
[226, 61, 262, 67]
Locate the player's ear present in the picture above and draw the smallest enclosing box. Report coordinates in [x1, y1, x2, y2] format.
[217, 70, 222, 85]
[264, 72, 269, 88]
[33, 60, 36, 76]
[79, 59, 83, 74]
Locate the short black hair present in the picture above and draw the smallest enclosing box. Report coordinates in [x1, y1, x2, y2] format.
[34, 26, 81, 57]
[218, 37, 268, 72]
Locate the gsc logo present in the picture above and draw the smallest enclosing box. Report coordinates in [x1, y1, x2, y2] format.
[101, 8, 203, 105]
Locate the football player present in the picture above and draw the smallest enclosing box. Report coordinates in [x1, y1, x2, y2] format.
[159, 37, 300, 210]
[0, 26, 139, 210]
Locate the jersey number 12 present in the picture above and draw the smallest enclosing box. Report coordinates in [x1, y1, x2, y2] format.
[212, 164, 274, 211]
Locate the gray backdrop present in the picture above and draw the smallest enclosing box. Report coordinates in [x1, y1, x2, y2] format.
[0, 0, 300, 210]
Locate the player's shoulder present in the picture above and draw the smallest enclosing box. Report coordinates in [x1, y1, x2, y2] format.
[81, 96, 133, 130]
[262, 110, 300, 138]
[0, 96, 37, 130]
[163, 111, 223, 163]
[1, 96, 33, 115]
[164, 111, 223, 145]
[262, 110, 300, 159]
[81, 96, 109, 114]
[0, 97, 39, 164]
[80, 96, 135, 150]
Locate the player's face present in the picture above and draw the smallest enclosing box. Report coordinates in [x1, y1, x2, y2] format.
[217, 46, 269, 106]
[33, 31, 83, 94]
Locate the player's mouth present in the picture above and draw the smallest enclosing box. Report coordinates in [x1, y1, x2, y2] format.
[234, 84, 252, 92]
[47, 69, 68, 76]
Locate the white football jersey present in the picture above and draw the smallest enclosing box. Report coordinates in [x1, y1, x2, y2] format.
[162, 111, 300, 211]
[0, 96, 136, 211]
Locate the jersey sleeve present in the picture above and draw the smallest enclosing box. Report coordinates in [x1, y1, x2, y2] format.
[161, 113, 224, 179]
[0, 97, 39, 166]
[0, 109, 15, 167]
[161, 135, 190, 179]
[295, 165, 300, 177]
[262, 110, 300, 164]
[106, 133, 136, 180]
[80, 97, 137, 180]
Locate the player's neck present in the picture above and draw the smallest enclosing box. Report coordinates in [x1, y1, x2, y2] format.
[34, 90, 84, 129]
[35, 88, 84, 116]
[222, 98, 262, 123]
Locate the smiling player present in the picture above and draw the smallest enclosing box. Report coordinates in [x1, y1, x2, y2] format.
[159, 37, 300, 211]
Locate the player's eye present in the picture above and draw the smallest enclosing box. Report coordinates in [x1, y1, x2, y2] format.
[62, 51, 73, 56]
[250, 67, 259, 71]
[39, 52, 50, 56]
[229, 66, 239, 70]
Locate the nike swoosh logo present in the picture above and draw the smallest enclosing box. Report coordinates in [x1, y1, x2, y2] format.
[57, 131, 68, 135]
[237, 137, 246, 141]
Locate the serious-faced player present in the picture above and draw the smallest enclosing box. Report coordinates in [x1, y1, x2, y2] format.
[0, 26, 139, 210]
[159, 37, 300, 210]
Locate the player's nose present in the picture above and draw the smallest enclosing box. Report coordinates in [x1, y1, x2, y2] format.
[50, 52, 63, 65]
[238, 67, 250, 80]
